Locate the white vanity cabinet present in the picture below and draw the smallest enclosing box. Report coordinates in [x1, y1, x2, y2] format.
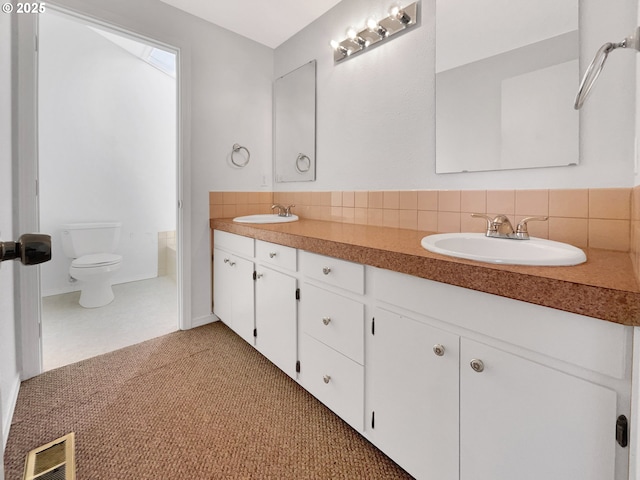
[212, 231, 255, 344]
[254, 240, 298, 378]
[212, 228, 633, 480]
[298, 251, 365, 431]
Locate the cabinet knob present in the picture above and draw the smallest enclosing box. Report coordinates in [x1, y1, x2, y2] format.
[323, 375, 331, 384]
[470, 359, 485, 373]
[322, 266, 331, 275]
[256, 272, 263, 279]
[223, 258, 230, 263]
[322, 317, 331, 325]
[269, 252, 277, 258]
[229, 261, 236, 267]
[433, 344, 445, 356]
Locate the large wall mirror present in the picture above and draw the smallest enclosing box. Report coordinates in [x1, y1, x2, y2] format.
[274, 60, 317, 182]
[435, 0, 579, 173]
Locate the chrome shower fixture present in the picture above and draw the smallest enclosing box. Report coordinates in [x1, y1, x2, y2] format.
[574, 26, 640, 109]
[330, 2, 419, 63]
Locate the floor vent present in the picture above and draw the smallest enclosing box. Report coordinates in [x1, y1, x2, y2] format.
[23, 432, 76, 480]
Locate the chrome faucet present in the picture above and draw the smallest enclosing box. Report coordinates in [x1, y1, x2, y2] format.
[272, 204, 295, 217]
[471, 213, 548, 240]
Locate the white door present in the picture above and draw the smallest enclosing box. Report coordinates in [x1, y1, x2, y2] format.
[460, 338, 618, 480]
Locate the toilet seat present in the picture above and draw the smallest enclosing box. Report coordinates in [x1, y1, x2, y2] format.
[72, 253, 122, 268]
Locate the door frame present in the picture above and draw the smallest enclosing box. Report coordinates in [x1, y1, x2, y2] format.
[16, 4, 192, 379]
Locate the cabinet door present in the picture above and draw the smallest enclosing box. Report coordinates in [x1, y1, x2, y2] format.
[213, 248, 232, 324]
[460, 338, 618, 480]
[230, 255, 255, 344]
[370, 308, 459, 480]
[213, 249, 254, 344]
[255, 266, 297, 378]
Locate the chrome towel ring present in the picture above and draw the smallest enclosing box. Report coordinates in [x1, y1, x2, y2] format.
[574, 27, 640, 109]
[295, 153, 311, 173]
[231, 143, 250, 167]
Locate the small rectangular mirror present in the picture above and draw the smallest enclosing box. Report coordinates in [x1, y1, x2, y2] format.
[435, 0, 579, 174]
[274, 60, 317, 182]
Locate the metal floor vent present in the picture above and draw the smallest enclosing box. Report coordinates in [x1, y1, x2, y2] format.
[23, 432, 76, 480]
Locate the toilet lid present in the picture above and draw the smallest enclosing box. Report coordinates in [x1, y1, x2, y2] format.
[72, 253, 122, 268]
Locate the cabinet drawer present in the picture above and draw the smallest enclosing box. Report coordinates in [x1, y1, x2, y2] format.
[299, 334, 364, 432]
[256, 240, 297, 271]
[300, 251, 364, 294]
[214, 230, 254, 257]
[300, 284, 364, 364]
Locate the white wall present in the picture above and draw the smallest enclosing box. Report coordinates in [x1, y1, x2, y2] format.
[43, 0, 274, 325]
[1, 13, 20, 455]
[38, 11, 177, 296]
[274, 0, 637, 191]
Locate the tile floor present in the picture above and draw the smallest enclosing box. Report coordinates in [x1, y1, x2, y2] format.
[41, 276, 178, 371]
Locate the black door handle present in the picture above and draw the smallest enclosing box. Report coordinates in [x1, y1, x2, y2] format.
[0, 233, 52, 265]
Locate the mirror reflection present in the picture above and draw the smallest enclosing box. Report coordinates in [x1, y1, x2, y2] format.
[274, 60, 316, 182]
[435, 0, 579, 173]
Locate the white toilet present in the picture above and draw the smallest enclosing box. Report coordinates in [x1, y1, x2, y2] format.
[61, 222, 123, 308]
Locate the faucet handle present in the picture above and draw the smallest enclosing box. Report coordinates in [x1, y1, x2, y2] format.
[470, 213, 493, 231]
[515, 216, 549, 239]
[284, 204, 295, 217]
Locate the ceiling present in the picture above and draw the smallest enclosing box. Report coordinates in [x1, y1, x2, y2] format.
[157, 0, 343, 49]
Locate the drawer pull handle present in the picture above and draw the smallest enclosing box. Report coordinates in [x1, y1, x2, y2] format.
[269, 252, 277, 258]
[322, 266, 331, 275]
[323, 375, 331, 384]
[433, 344, 445, 356]
[322, 317, 331, 325]
[470, 359, 485, 373]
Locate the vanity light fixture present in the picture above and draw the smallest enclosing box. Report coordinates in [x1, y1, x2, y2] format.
[330, 1, 419, 63]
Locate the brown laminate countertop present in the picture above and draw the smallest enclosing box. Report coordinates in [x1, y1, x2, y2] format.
[211, 217, 640, 327]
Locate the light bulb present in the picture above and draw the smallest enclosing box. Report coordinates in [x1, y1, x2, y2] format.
[390, 4, 411, 24]
[366, 17, 387, 37]
[347, 27, 368, 47]
[330, 39, 340, 50]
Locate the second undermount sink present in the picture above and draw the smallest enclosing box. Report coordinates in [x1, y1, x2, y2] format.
[421, 233, 586, 266]
[233, 214, 299, 224]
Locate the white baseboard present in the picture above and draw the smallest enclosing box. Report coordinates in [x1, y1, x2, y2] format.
[2, 373, 20, 451]
[188, 314, 217, 329]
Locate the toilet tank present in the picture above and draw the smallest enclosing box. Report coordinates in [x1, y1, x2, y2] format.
[61, 222, 122, 258]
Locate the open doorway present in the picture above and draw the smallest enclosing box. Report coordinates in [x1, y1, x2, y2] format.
[37, 9, 180, 370]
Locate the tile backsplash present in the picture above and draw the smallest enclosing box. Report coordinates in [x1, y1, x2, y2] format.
[210, 188, 632, 253]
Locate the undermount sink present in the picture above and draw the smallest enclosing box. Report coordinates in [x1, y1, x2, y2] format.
[421, 233, 586, 266]
[233, 214, 299, 224]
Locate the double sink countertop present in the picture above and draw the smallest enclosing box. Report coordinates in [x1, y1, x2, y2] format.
[211, 217, 640, 327]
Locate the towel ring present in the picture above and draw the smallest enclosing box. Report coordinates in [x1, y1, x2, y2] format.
[295, 153, 311, 173]
[231, 143, 250, 167]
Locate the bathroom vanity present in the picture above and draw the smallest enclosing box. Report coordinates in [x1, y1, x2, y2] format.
[211, 218, 639, 480]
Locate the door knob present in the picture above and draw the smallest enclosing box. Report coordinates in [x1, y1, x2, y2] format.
[0, 233, 51, 265]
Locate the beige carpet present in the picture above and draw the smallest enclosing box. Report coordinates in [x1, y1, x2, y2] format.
[4, 322, 412, 479]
